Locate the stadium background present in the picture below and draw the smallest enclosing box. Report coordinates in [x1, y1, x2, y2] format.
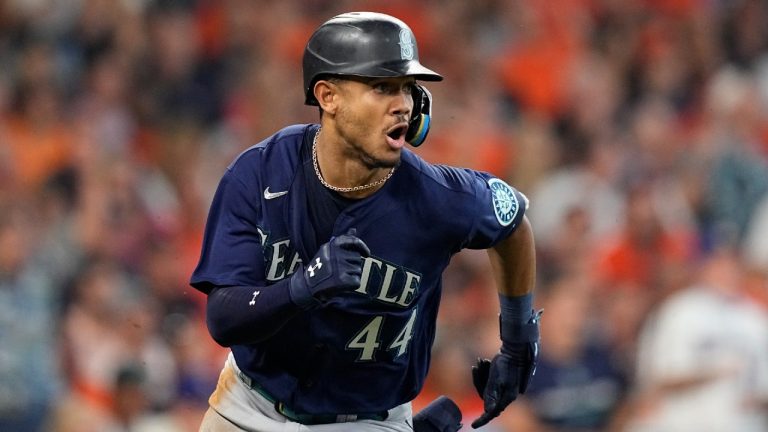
[0, 0, 767, 430]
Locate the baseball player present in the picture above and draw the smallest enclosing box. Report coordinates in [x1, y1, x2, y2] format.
[191, 11, 540, 432]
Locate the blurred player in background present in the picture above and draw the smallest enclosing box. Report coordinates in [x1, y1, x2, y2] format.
[627, 247, 768, 432]
[191, 11, 540, 431]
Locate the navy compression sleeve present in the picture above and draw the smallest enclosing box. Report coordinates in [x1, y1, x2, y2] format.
[205, 278, 301, 347]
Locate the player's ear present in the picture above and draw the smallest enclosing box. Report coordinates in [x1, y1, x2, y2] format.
[314, 79, 339, 115]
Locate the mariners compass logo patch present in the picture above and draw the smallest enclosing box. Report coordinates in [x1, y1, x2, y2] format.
[488, 178, 518, 226]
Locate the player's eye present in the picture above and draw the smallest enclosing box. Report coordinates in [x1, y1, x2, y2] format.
[373, 82, 393, 94]
[373, 82, 414, 96]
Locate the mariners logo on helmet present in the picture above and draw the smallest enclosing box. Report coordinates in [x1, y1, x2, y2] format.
[488, 178, 519, 227]
[399, 28, 414, 60]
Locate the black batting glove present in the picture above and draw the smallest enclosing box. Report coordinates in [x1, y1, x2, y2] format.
[288, 228, 370, 309]
[471, 310, 542, 429]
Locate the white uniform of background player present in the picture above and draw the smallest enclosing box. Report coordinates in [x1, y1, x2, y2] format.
[627, 250, 768, 432]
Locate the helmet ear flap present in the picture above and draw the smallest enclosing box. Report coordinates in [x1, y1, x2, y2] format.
[406, 84, 433, 147]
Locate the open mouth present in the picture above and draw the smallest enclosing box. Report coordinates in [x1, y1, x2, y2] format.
[386, 124, 408, 140]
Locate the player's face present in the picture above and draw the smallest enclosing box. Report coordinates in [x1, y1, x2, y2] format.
[333, 76, 415, 169]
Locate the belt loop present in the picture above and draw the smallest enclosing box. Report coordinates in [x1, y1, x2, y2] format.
[237, 370, 253, 388]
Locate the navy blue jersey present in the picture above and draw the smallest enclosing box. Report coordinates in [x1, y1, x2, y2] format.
[191, 124, 527, 415]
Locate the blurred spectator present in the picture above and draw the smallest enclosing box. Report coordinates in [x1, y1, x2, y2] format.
[135, 0, 223, 127]
[62, 258, 176, 413]
[0, 200, 62, 431]
[594, 181, 695, 296]
[626, 247, 768, 432]
[54, 363, 187, 432]
[591, 180, 697, 375]
[527, 142, 626, 270]
[163, 312, 224, 410]
[698, 66, 768, 247]
[1, 79, 74, 193]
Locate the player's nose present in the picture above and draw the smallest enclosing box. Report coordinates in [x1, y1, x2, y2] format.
[390, 88, 413, 117]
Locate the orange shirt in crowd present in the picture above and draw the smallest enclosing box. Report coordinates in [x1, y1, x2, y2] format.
[2, 116, 74, 191]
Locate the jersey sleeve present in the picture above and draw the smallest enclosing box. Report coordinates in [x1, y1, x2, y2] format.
[463, 172, 529, 250]
[190, 169, 266, 293]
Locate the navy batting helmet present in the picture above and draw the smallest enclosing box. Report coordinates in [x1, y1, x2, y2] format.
[302, 12, 443, 106]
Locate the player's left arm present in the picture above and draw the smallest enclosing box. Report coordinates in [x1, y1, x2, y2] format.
[471, 215, 541, 429]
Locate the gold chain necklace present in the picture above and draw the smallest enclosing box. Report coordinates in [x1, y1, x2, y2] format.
[312, 128, 396, 193]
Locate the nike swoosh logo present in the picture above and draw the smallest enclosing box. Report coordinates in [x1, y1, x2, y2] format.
[264, 187, 288, 200]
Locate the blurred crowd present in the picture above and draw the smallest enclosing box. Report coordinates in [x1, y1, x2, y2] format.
[0, 0, 767, 431]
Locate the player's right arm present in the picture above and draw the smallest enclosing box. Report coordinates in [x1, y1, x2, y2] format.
[191, 170, 369, 347]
